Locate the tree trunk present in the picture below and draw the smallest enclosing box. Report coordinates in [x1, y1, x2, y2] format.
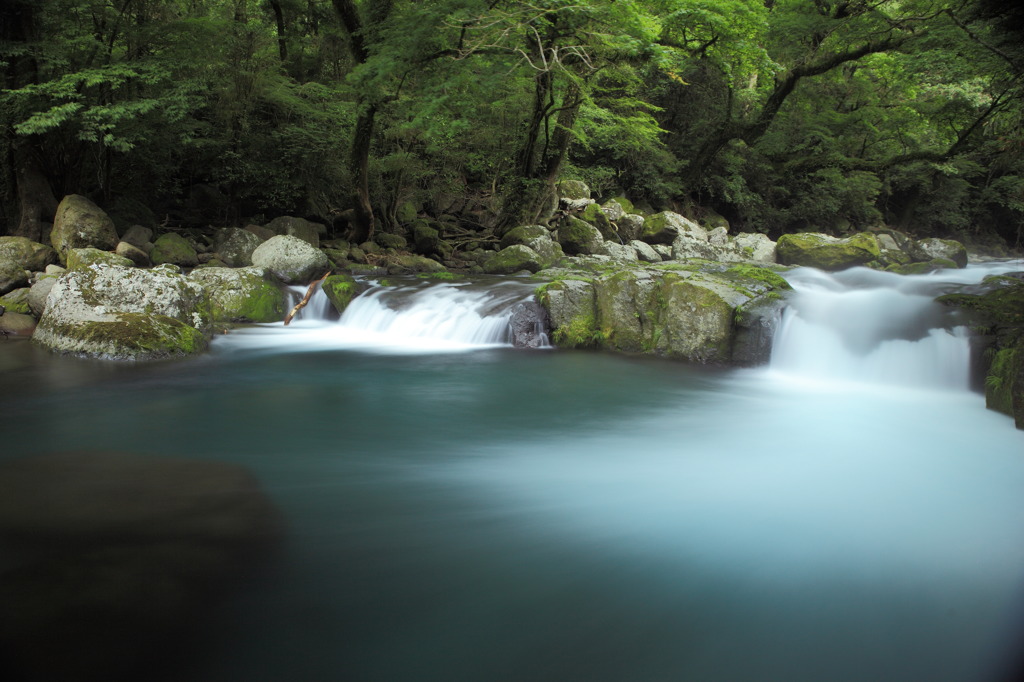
[347, 104, 377, 244]
[12, 148, 58, 242]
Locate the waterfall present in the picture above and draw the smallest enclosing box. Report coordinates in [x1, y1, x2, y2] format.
[769, 263, 1018, 390]
[220, 278, 543, 354]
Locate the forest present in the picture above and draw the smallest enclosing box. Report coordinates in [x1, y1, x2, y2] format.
[3, 0, 1024, 251]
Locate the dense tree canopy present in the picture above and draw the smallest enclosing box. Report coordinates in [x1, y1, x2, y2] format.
[2, 0, 1022, 248]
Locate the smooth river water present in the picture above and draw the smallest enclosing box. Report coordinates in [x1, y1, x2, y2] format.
[2, 263, 1024, 681]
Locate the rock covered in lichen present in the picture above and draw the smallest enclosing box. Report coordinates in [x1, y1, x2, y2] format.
[65, 247, 134, 270]
[151, 232, 199, 268]
[34, 263, 211, 360]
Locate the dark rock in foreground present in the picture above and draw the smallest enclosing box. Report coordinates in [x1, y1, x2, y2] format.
[0, 451, 283, 682]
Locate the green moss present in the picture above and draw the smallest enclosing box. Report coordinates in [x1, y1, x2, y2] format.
[726, 264, 792, 290]
[885, 258, 957, 275]
[552, 313, 603, 348]
[322, 273, 360, 314]
[0, 295, 30, 314]
[417, 271, 464, 281]
[42, 313, 206, 359]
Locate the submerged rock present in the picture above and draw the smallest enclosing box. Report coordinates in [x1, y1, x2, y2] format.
[0, 450, 282, 682]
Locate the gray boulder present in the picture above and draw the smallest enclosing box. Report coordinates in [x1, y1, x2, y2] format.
[264, 216, 325, 248]
[115, 241, 151, 267]
[213, 227, 263, 267]
[911, 237, 968, 268]
[0, 236, 58, 272]
[617, 214, 645, 242]
[508, 300, 551, 348]
[730, 233, 777, 263]
[34, 264, 209, 360]
[28, 276, 58, 317]
[641, 211, 707, 245]
[631, 240, 662, 262]
[50, 195, 119, 264]
[120, 224, 153, 249]
[251, 235, 329, 284]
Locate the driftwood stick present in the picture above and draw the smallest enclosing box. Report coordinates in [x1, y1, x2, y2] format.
[283, 271, 330, 326]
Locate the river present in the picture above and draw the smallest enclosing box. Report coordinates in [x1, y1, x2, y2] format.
[2, 263, 1023, 681]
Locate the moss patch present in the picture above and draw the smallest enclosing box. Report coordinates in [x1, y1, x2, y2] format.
[321, 274, 360, 314]
[726, 264, 792, 290]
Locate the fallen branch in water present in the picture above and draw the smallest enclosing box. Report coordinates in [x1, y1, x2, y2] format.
[283, 271, 330, 326]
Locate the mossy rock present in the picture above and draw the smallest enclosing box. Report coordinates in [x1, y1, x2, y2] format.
[884, 258, 958, 275]
[556, 179, 591, 200]
[556, 217, 604, 256]
[985, 341, 1024, 428]
[188, 267, 287, 324]
[500, 225, 549, 249]
[776, 232, 880, 271]
[725, 264, 792, 291]
[0, 288, 32, 315]
[911, 238, 968, 268]
[483, 245, 544, 274]
[580, 203, 615, 240]
[387, 253, 446, 274]
[66, 247, 134, 271]
[34, 313, 207, 360]
[151, 233, 199, 268]
[375, 233, 408, 250]
[0, 236, 58, 272]
[321, 273, 361, 314]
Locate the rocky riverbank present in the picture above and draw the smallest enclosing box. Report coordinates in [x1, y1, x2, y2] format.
[2, 182, 1002, 363]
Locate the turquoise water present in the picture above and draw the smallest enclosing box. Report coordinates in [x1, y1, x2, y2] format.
[2, 268, 1024, 681]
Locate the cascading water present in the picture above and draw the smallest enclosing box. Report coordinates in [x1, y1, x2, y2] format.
[216, 278, 545, 354]
[768, 263, 1018, 390]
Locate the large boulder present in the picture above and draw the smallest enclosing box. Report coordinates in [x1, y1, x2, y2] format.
[188, 266, 288, 324]
[213, 227, 264, 267]
[387, 253, 446, 274]
[50, 195, 119, 264]
[251, 235, 329, 284]
[730, 233, 777, 263]
[151, 232, 199, 268]
[34, 264, 210, 360]
[556, 217, 604, 255]
[535, 259, 791, 365]
[617, 214, 646, 242]
[776, 232, 880, 270]
[0, 236, 58, 273]
[910, 237, 968, 268]
[641, 211, 707, 245]
[483, 244, 545, 274]
[264, 216, 325, 248]
[499, 225, 564, 268]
